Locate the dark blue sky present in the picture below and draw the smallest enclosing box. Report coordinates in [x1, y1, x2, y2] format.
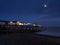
[0, 0, 60, 26]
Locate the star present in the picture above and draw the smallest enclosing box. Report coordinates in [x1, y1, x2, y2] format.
[44, 4, 47, 8]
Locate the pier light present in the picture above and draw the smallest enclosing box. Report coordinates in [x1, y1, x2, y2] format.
[21, 23, 24, 25]
[9, 21, 15, 25]
[27, 23, 32, 25]
[23, 23, 28, 25]
[16, 21, 20, 25]
[10, 21, 13, 23]
[17, 21, 20, 23]
[16, 21, 24, 25]
[19, 23, 23, 25]
[33, 24, 36, 26]
[25, 24, 28, 25]
[36, 24, 42, 27]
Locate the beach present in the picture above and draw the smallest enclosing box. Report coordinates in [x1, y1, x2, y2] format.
[0, 32, 60, 45]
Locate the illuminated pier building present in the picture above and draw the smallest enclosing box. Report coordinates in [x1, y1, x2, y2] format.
[0, 20, 45, 32]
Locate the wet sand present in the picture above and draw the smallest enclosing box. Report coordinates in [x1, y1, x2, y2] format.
[0, 32, 60, 45]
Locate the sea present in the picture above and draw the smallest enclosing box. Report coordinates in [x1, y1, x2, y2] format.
[35, 27, 60, 37]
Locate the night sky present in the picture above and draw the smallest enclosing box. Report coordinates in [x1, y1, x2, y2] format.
[0, 0, 60, 26]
